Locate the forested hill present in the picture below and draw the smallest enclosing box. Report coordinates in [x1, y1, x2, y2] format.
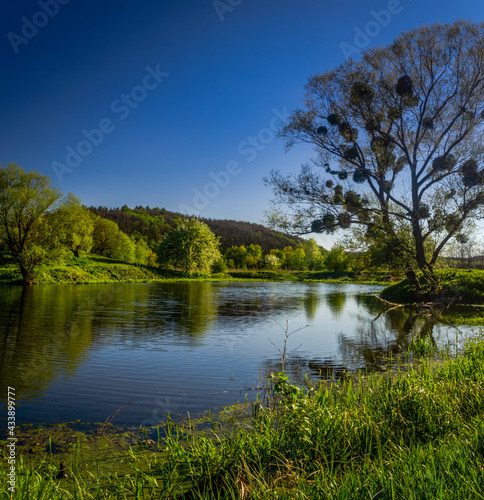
[200, 218, 304, 252]
[88, 206, 305, 252]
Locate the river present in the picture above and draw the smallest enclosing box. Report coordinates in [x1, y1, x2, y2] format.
[0, 281, 477, 429]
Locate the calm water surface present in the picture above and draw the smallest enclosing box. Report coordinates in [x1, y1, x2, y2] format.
[0, 282, 478, 429]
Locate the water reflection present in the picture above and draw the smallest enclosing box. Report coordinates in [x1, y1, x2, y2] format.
[325, 291, 346, 317]
[0, 286, 96, 399]
[0, 282, 479, 427]
[302, 285, 322, 321]
[262, 295, 474, 383]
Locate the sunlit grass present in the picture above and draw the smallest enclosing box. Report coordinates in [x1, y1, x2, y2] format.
[382, 268, 484, 303]
[0, 256, 391, 286]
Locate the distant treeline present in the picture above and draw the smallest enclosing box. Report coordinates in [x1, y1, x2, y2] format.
[88, 205, 305, 253]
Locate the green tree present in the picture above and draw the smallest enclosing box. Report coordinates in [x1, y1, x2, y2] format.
[292, 247, 307, 270]
[281, 246, 294, 269]
[266, 21, 484, 297]
[280, 245, 307, 270]
[324, 244, 349, 272]
[225, 245, 248, 269]
[133, 238, 151, 266]
[263, 254, 281, 269]
[91, 218, 122, 257]
[157, 218, 221, 273]
[50, 193, 94, 257]
[211, 257, 228, 273]
[115, 232, 136, 263]
[303, 238, 325, 270]
[91, 217, 135, 262]
[0, 163, 62, 282]
[245, 244, 263, 268]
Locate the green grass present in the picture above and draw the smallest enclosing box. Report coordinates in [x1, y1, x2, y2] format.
[3, 336, 484, 498]
[0, 256, 392, 285]
[0, 255, 163, 285]
[382, 268, 484, 304]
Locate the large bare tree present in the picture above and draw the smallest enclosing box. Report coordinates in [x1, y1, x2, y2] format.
[265, 20, 484, 297]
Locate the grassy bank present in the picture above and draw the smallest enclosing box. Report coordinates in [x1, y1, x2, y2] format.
[381, 268, 484, 304]
[0, 256, 392, 285]
[2, 337, 484, 498]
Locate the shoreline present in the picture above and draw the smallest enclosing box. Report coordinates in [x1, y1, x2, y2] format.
[0, 259, 392, 286]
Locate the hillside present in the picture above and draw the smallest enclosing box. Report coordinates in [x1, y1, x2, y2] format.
[88, 205, 306, 252]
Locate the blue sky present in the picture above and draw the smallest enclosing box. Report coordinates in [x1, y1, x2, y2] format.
[1, 0, 483, 245]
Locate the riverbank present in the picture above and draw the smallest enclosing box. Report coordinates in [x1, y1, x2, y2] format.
[381, 268, 484, 304]
[0, 255, 392, 285]
[2, 336, 484, 498]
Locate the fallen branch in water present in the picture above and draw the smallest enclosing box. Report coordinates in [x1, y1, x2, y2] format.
[372, 295, 463, 322]
[374, 295, 406, 308]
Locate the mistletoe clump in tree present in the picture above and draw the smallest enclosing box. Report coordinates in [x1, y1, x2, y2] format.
[265, 20, 484, 298]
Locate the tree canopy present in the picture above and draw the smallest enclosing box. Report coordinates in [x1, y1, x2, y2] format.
[50, 193, 94, 257]
[0, 163, 62, 282]
[265, 20, 484, 296]
[157, 218, 221, 273]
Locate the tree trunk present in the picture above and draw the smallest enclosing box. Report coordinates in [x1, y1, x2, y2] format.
[410, 216, 440, 298]
[405, 269, 422, 299]
[19, 265, 36, 285]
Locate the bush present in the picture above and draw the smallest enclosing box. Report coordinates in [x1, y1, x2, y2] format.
[211, 258, 227, 273]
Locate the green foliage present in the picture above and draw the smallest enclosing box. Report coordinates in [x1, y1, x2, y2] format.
[364, 221, 416, 273]
[93, 205, 305, 254]
[0, 240, 13, 265]
[89, 216, 154, 265]
[324, 244, 349, 271]
[280, 246, 307, 270]
[381, 268, 484, 303]
[0, 163, 62, 281]
[245, 243, 263, 268]
[115, 231, 136, 263]
[133, 237, 151, 266]
[92, 218, 127, 260]
[211, 257, 227, 273]
[49, 193, 94, 257]
[349, 81, 375, 105]
[157, 218, 222, 273]
[263, 253, 281, 269]
[222, 240, 325, 271]
[302, 238, 324, 270]
[225, 245, 247, 268]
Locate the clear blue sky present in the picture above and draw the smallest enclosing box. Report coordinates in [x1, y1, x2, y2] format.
[1, 0, 483, 245]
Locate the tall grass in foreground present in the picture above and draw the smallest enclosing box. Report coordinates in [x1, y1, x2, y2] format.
[2, 338, 484, 499]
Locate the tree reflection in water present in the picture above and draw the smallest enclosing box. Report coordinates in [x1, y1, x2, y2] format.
[262, 294, 467, 385]
[0, 282, 479, 427]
